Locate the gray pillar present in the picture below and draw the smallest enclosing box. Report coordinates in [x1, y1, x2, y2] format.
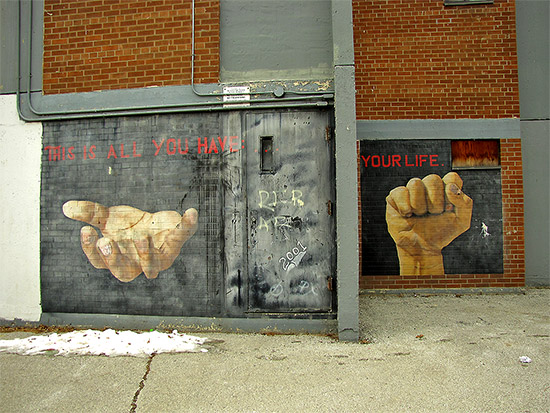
[516, 0, 550, 286]
[332, 0, 359, 341]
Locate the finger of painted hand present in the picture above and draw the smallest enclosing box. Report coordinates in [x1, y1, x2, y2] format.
[422, 174, 445, 214]
[135, 236, 161, 279]
[387, 187, 413, 218]
[80, 226, 107, 269]
[96, 237, 142, 282]
[406, 178, 427, 216]
[445, 182, 473, 229]
[63, 200, 109, 230]
[442, 172, 464, 211]
[442, 172, 464, 189]
[157, 208, 199, 267]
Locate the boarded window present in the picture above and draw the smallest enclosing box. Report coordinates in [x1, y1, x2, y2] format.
[452, 140, 500, 168]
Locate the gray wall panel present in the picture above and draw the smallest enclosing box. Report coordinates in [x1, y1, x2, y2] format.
[220, 0, 333, 82]
[516, 0, 550, 120]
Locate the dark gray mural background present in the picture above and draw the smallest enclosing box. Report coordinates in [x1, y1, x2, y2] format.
[41, 114, 224, 316]
[360, 139, 504, 276]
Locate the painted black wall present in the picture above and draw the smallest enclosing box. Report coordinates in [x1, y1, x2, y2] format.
[360, 140, 504, 276]
[41, 114, 225, 317]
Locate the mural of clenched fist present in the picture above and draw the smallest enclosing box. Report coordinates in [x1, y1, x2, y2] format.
[386, 172, 473, 276]
[63, 201, 198, 282]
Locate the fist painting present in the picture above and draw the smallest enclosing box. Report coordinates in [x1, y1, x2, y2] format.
[386, 172, 473, 276]
[63, 201, 198, 282]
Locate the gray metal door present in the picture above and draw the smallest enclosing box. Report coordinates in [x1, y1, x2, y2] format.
[246, 110, 335, 312]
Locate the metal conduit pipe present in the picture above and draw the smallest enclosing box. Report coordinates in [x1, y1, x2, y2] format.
[18, 100, 331, 122]
[17, 1, 332, 122]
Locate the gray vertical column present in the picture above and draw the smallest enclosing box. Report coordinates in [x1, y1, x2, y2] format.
[332, 0, 359, 341]
[516, 0, 550, 286]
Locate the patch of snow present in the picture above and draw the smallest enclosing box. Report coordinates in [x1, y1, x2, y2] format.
[0, 329, 207, 357]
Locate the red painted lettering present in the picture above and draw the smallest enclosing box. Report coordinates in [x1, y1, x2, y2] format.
[107, 145, 117, 159]
[44, 146, 60, 161]
[419, 154, 428, 166]
[152, 139, 165, 156]
[360, 153, 439, 168]
[84, 145, 97, 160]
[133, 141, 142, 158]
[197, 137, 208, 154]
[67, 146, 75, 160]
[178, 138, 189, 154]
[392, 155, 401, 167]
[229, 136, 241, 152]
[208, 138, 219, 154]
[217, 136, 227, 152]
[120, 144, 130, 158]
[166, 138, 177, 155]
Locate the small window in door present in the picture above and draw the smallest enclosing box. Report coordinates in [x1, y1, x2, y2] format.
[452, 140, 500, 169]
[260, 136, 274, 173]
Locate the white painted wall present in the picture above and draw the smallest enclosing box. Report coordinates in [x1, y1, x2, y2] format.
[0, 94, 42, 322]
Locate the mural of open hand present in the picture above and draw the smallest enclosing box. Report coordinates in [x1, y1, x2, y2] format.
[63, 201, 199, 282]
[386, 172, 473, 276]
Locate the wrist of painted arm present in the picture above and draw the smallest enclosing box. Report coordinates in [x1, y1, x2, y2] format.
[396, 247, 444, 276]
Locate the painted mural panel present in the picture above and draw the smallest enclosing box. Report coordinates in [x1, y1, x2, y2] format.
[360, 140, 503, 276]
[41, 114, 227, 317]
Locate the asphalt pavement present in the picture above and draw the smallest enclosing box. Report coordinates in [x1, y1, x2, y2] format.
[1, 288, 548, 412]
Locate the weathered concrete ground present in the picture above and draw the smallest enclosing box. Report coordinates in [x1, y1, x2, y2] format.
[1, 288, 548, 412]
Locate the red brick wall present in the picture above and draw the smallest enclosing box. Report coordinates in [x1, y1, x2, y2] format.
[43, 0, 219, 94]
[353, 0, 520, 120]
[500, 138, 525, 283]
[359, 138, 525, 290]
[354, 0, 524, 289]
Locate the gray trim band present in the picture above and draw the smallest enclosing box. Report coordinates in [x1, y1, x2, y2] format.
[357, 119, 521, 139]
[34, 313, 337, 334]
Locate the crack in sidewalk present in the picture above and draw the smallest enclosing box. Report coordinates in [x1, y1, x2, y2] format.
[129, 353, 155, 412]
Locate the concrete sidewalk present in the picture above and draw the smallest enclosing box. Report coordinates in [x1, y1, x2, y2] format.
[1, 289, 548, 412]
